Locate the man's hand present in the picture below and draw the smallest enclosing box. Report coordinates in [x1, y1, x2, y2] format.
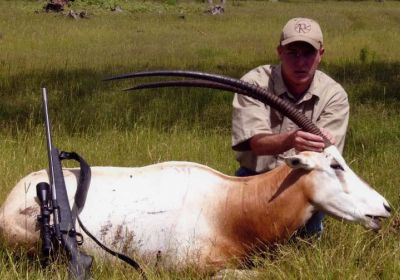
[291, 128, 335, 152]
[247, 128, 336, 155]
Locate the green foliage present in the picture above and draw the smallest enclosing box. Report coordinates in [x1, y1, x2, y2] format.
[1, 1, 400, 279]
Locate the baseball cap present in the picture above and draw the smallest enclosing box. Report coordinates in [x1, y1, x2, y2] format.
[280, 18, 323, 50]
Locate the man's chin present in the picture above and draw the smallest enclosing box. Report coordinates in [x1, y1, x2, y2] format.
[293, 73, 311, 80]
[291, 80, 310, 88]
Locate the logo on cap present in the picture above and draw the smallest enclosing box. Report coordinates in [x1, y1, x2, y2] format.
[294, 21, 311, 34]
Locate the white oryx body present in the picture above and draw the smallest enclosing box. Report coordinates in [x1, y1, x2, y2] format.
[0, 146, 391, 271]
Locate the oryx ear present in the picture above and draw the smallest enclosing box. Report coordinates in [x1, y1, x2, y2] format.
[284, 155, 315, 170]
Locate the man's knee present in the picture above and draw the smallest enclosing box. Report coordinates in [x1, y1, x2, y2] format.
[297, 211, 325, 238]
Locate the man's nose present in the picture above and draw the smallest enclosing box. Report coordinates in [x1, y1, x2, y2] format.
[293, 51, 302, 57]
[293, 53, 308, 65]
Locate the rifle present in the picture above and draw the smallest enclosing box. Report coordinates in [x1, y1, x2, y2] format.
[36, 88, 93, 280]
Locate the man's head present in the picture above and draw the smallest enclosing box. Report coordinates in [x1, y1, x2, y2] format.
[277, 18, 325, 95]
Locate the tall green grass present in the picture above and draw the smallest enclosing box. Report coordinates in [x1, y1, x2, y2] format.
[1, 1, 400, 279]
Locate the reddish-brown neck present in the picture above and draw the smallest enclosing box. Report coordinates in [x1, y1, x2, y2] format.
[216, 165, 313, 255]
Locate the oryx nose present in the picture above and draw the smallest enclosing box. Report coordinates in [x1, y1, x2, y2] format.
[384, 203, 392, 213]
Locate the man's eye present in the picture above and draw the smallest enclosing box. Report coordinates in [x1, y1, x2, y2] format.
[304, 50, 317, 57]
[285, 51, 296, 56]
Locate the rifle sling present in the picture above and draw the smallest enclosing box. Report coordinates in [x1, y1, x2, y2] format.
[59, 151, 91, 213]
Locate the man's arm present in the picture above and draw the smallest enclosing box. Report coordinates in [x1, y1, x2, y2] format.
[232, 92, 332, 155]
[248, 129, 333, 155]
[248, 90, 348, 156]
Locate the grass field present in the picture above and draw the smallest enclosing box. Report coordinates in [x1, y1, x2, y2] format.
[1, 0, 400, 279]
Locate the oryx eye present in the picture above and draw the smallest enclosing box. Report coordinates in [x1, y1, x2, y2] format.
[330, 163, 344, 171]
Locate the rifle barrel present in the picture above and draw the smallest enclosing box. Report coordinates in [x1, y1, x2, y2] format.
[42, 88, 57, 201]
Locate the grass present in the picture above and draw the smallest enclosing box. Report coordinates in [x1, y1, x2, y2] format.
[1, 0, 400, 279]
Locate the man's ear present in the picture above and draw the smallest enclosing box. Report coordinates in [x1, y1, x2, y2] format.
[317, 47, 325, 64]
[277, 45, 284, 57]
[284, 155, 315, 170]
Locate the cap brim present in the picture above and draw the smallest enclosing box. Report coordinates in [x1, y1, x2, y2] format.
[281, 36, 321, 50]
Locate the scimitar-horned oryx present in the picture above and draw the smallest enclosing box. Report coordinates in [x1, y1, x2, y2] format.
[0, 70, 391, 273]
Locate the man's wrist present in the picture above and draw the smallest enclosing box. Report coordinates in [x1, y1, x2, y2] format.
[282, 130, 296, 152]
[250, 131, 295, 156]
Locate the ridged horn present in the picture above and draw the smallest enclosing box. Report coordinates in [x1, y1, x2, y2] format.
[105, 70, 332, 147]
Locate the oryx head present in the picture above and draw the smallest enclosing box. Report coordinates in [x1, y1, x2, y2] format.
[285, 145, 391, 230]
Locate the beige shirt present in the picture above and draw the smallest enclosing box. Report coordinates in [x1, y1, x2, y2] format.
[232, 64, 349, 173]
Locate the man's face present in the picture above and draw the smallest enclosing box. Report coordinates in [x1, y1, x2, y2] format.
[278, 41, 324, 93]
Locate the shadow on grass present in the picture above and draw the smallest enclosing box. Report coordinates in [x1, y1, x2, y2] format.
[1, 61, 399, 134]
[0, 67, 234, 134]
[323, 61, 400, 104]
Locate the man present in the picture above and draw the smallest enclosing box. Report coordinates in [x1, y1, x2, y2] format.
[232, 17, 349, 236]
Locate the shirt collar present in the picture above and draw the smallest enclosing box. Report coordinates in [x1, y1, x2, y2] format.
[272, 64, 321, 104]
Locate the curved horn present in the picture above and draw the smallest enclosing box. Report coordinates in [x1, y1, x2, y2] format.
[106, 70, 332, 147]
[124, 79, 240, 93]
